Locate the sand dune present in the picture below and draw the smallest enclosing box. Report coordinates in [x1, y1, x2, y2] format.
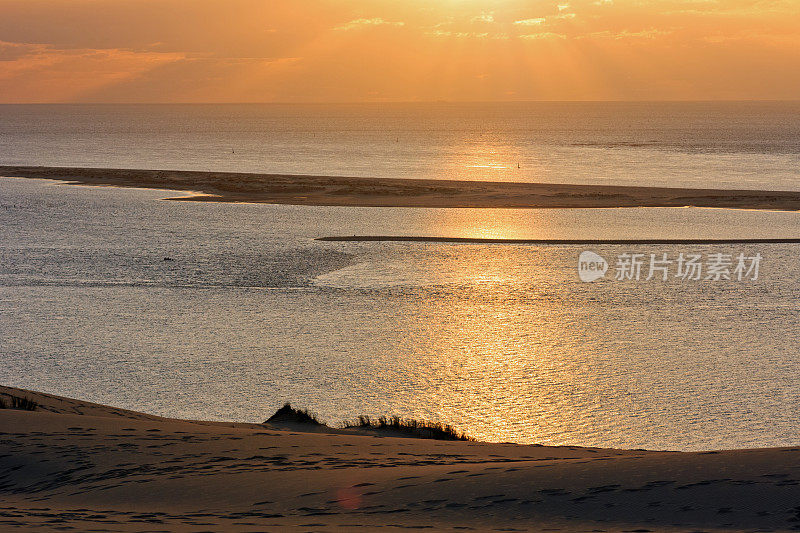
[5, 165, 800, 210]
[2, 385, 800, 531]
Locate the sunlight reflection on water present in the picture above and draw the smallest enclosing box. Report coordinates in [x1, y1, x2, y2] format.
[3, 177, 800, 450]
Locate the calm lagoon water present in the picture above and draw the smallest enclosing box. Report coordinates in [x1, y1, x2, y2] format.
[3, 177, 800, 451]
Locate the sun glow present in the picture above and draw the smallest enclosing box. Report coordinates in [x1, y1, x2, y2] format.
[1, 0, 799, 102]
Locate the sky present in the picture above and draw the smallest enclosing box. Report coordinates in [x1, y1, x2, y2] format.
[0, 0, 799, 103]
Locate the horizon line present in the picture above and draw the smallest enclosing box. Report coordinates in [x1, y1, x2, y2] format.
[1, 99, 800, 106]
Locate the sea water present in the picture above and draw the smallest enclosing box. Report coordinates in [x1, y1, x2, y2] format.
[2, 177, 800, 450]
[1, 101, 799, 190]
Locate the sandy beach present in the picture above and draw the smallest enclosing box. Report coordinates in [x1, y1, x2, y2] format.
[5, 165, 800, 211]
[2, 385, 800, 532]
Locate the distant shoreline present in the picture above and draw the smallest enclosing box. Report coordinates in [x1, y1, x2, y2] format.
[4, 165, 800, 210]
[318, 236, 800, 244]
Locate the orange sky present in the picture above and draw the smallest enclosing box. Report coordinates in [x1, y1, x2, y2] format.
[0, 0, 799, 103]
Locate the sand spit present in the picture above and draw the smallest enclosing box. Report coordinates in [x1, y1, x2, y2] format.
[5, 165, 800, 210]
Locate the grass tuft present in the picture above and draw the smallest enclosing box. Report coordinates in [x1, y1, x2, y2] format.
[265, 403, 474, 441]
[0, 395, 38, 411]
[265, 403, 322, 425]
[345, 415, 473, 441]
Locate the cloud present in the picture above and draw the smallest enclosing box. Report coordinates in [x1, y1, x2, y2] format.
[519, 32, 567, 40]
[514, 18, 547, 26]
[0, 40, 46, 61]
[426, 31, 494, 39]
[0, 0, 330, 59]
[471, 13, 495, 24]
[579, 28, 675, 40]
[335, 18, 405, 31]
[0, 0, 799, 101]
[0, 42, 185, 101]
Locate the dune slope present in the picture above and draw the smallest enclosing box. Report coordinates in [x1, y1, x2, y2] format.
[2, 385, 800, 532]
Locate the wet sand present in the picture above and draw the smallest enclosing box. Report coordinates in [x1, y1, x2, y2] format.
[3, 385, 800, 532]
[5, 165, 800, 210]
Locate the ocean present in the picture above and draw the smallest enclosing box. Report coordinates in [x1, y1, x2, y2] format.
[1, 101, 799, 190]
[2, 102, 800, 451]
